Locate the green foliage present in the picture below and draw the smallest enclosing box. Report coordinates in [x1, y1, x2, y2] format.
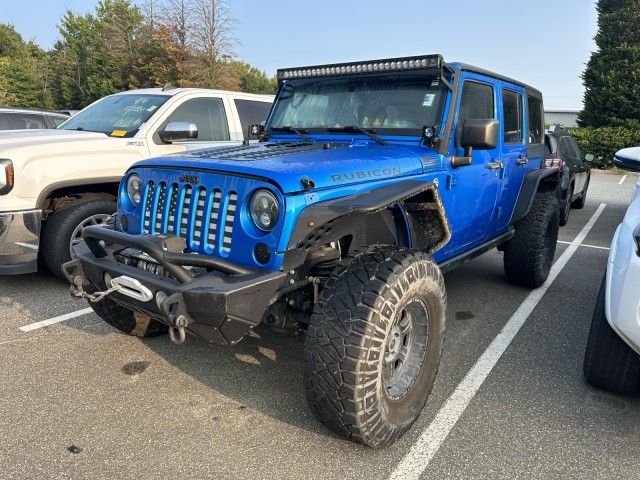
[0, 24, 53, 108]
[579, 0, 640, 127]
[229, 61, 277, 94]
[570, 125, 640, 168]
[0, 0, 277, 110]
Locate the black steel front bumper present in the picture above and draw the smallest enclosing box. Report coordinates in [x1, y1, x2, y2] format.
[63, 225, 286, 345]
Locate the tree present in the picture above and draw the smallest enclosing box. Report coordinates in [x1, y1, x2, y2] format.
[162, 0, 192, 86]
[1, 1, 276, 109]
[579, 0, 640, 127]
[188, 0, 237, 89]
[0, 24, 52, 108]
[229, 61, 276, 94]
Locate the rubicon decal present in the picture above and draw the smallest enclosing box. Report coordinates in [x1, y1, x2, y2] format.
[331, 167, 401, 183]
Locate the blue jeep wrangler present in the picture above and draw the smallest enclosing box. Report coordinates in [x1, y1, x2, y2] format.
[64, 55, 560, 448]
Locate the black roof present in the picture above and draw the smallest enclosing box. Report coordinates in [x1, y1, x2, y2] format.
[448, 63, 542, 97]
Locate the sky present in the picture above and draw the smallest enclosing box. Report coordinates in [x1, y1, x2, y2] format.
[2, 0, 597, 110]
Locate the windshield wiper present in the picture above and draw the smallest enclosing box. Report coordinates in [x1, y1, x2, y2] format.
[328, 126, 387, 146]
[268, 126, 311, 142]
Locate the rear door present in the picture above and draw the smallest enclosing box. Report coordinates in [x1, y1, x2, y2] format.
[496, 84, 529, 231]
[233, 99, 272, 140]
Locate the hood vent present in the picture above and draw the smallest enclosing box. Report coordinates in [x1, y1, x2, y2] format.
[183, 141, 348, 161]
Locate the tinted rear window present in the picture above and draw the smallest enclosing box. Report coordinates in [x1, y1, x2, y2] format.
[234, 99, 272, 139]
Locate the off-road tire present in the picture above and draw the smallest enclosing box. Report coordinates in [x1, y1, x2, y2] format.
[304, 246, 446, 448]
[504, 190, 559, 288]
[571, 177, 589, 209]
[559, 185, 573, 226]
[42, 200, 115, 279]
[90, 297, 168, 338]
[583, 275, 640, 394]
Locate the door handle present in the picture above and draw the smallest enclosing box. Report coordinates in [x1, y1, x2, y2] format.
[516, 157, 529, 166]
[486, 161, 504, 170]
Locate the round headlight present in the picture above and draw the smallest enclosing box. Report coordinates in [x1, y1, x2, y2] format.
[126, 173, 142, 206]
[250, 190, 280, 231]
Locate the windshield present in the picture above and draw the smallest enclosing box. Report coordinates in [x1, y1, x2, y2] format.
[268, 72, 446, 136]
[59, 94, 170, 137]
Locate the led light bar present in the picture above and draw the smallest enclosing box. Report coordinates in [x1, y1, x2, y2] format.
[277, 54, 443, 81]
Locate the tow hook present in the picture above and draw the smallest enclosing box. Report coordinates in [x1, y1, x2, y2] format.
[160, 293, 193, 346]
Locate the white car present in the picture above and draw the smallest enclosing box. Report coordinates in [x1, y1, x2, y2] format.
[0, 87, 273, 277]
[584, 147, 640, 394]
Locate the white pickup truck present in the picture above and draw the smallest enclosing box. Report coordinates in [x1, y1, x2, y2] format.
[0, 87, 273, 276]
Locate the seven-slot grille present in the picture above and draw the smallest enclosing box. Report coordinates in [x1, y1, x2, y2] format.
[141, 181, 237, 254]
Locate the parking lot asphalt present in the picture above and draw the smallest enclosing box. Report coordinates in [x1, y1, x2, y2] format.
[1, 171, 639, 480]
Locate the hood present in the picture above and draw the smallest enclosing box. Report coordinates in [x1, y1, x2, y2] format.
[0, 129, 108, 151]
[135, 141, 441, 193]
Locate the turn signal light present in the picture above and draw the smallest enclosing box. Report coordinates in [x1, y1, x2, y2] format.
[0, 159, 14, 195]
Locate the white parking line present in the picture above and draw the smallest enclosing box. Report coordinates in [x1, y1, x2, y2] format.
[18, 308, 94, 332]
[389, 203, 607, 480]
[557, 240, 610, 251]
[619, 175, 628, 185]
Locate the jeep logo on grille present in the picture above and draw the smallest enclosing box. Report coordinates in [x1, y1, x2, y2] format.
[179, 174, 199, 184]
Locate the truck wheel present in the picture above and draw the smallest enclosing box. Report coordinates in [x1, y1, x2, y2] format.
[304, 246, 446, 448]
[559, 185, 573, 226]
[504, 190, 559, 288]
[583, 275, 640, 394]
[41, 200, 115, 279]
[571, 178, 589, 209]
[90, 296, 168, 338]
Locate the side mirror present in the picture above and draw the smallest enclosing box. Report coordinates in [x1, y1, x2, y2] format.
[614, 148, 640, 172]
[452, 119, 499, 168]
[159, 122, 198, 143]
[249, 122, 265, 137]
[585, 153, 595, 162]
[460, 119, 499, 155]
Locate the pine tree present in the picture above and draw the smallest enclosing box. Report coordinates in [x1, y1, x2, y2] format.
[579, 0, 640, 127]
[0, 24, 53, 108]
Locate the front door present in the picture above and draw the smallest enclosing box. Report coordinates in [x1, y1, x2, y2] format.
[147, 96, 237, 157]
[438, 74, 502, 260]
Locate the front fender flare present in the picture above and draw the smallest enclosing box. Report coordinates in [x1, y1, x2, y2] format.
[285, 179, 451, 263]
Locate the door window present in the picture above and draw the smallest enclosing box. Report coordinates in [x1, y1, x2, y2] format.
[457, 81, 494, 145]
[569, 137, 583, 167]
[503, 89, 523, 144]
[458, 81, 495, 122]
[162, 98, 230, 141]
[4, 113, 49, 129]
[527, 95, 543, 144]
[234, 99, 272, 140]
